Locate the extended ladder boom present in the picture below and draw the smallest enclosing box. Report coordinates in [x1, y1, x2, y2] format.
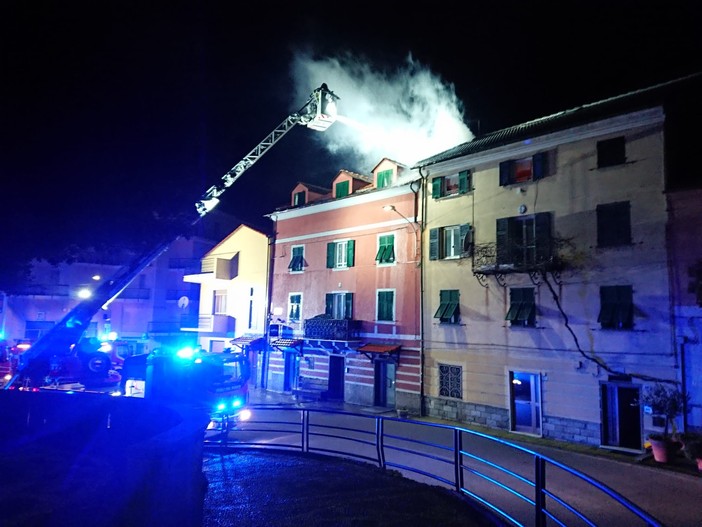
[9, 83, 339, 388]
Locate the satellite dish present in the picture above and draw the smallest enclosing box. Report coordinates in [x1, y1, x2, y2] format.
[178, 296, 190, 309]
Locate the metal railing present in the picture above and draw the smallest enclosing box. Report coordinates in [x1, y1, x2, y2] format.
[204, 406, 663, 527]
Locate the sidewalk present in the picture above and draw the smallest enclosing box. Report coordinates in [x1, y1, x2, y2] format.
[245, 387, 702, 527]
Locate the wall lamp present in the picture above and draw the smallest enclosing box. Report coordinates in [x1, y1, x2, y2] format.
[383, 205, 419, 260]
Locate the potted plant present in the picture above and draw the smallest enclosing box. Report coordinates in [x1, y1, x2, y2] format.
[640, 383, 689, 463]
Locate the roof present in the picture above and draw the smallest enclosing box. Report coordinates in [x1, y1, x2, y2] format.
[414, 72, 702, 169]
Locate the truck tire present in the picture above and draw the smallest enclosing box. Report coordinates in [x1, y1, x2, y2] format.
[83, 352, 112, 376]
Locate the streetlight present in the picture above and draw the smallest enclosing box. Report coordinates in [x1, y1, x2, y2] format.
[383, 205, 419, 261]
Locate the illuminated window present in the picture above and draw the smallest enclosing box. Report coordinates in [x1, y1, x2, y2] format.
[432, 170, 472, 198]
[326, 240, 355, 269]
[499, 151, 554, 186]
[325, 292, 353, 319]
[375, 234, 395, 264]
[288, 293, 302, 322]
[429, 224, 473, 260]
[288, 245, 305, 272]
[213, 290, 227, 314]
[439, 364, 462, 399]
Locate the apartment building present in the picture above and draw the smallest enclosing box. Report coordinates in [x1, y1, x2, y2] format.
[1, 211, 238, 356]
[264, 160, 423, 412]
[414, 74, 702, 449]
[183, 223, 270, 354]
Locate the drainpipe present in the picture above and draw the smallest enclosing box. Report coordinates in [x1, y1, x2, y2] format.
[417, 166, 428, 416]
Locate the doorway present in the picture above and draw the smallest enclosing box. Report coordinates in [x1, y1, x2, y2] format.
[283, 352, 298, 392]
[509, 371, 541, 435]
[373, 361, 396, 407]
[327, 355, 345, 400]
[601, 382, 642, 451]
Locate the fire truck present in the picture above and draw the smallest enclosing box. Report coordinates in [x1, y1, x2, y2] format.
[4, 84, 339, 420]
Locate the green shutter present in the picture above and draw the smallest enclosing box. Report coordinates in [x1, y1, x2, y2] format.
[335, 180, 349, 198]
[496, 218, 509, 264]
[429, 228, 439, 260]
[347, 239, 355, 267]
[534, 212, 552, 264]
[459, 224, 472, 257]
[326, 242, 335, 268]
[432, 177, 442, 198]
[458, 170, 470, 194]
[325, 293, 333, 316]
[532, 152, 549, 180]
[499, 160, 513, 186]
[378, 291, 393, 321]
[345, 293, 354, 319]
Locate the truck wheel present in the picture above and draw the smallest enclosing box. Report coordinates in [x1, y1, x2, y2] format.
[83, 352, 112, 376]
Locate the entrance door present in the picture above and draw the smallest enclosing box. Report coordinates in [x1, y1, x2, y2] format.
[601, 382, 642, 451]
[283, 352, 298, 392]
[327, 355, 345, 400]
[373, 361, 396, 407]
[509, 371, 541, 435]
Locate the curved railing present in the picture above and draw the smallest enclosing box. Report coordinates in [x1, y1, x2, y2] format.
[204, 405, 663, 527]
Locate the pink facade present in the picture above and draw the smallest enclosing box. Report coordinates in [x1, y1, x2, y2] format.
[266, 159, 423, 411]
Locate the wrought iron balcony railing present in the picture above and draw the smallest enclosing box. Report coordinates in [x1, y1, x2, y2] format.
[472, 242, 563, 275]
[303, 317, 361, 340]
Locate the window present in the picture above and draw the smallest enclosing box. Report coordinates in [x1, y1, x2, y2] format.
[499, 151, 554, 186]
[429, 224, 473, 260]
[213, 290, 227, 314]
[375, 234, 395, 264]
[432, 170, 472, 198]
[376, 290, 395, 322]
[326, 240, 355, 269]
[597, 201, 631, 247]
[288, 293, 302, 322]
[439, 363, 462, 399]
[293, 190, 306, 206]
[335, 180, 349, 198]
[377, 169, 393, 188]
[434, 290, 459, 324]
[325, 292, 353, 319]
[598, 285, 633, 329]
[505, 287, 536, 327]
[597, 136, 626, 168]
[288, 245, 305, 272]
[496, 212, 552, 269]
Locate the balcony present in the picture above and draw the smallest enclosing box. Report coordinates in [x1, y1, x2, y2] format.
[303, 317, 361, 340]
[182, 314, 235, 336]
[472, 242, 562, 275]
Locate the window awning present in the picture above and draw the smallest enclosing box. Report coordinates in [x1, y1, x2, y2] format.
[271, 338, 304, 353]
[229, 335, 266, 351]
[357, 344, 401, 363]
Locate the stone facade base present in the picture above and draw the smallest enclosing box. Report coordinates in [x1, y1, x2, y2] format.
[424, 396, 601, 447]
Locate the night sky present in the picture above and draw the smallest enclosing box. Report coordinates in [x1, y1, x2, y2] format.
[3, 2, 702, 274]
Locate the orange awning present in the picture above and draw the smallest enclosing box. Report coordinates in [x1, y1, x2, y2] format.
[357, 344, 401, 363]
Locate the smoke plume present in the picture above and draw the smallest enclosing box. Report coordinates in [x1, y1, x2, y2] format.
[290, 50, 474, 174]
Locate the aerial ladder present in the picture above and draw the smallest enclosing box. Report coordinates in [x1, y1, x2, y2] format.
[6, 83, 339, 391]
